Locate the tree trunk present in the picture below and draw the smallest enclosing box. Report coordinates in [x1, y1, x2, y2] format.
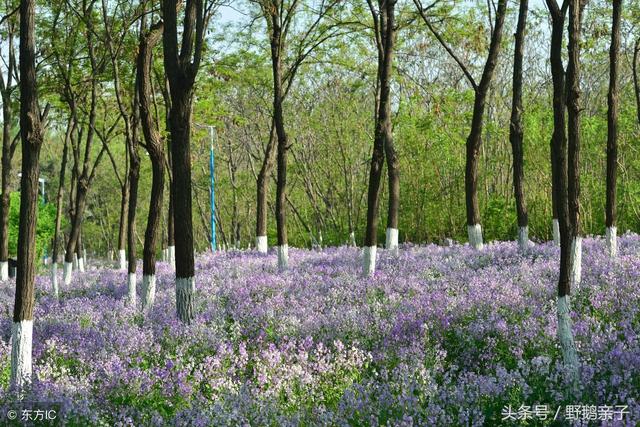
[76, 230, 85, 272]
[605, 0, 622, 258]
[547, 0, 567, 245]
[126, 128, 140, 307]
[64, 186, 88, 284]
[162, 0, 206, 323]
[465, 0, 507, 250]
[566, 0, 583, 288]
[384, 26, 399, 254]
[255, 122, 276, 253]
[634, 40, 640, 126]
[510, 0, 529, 251]
[138, 20, 164, 311]
[0, 18, 16, 283]
[0, 118, 11, 281]
[270, 20, 290, 271]
[170, 91, 195, 322]
[364, 0, 396, 275]
[166, 136, 175, 267]
[117, 178, 129, 270]
[12, 0, 42, 392]
[51, 119, 71, 298]
[555, 0, 582, 390]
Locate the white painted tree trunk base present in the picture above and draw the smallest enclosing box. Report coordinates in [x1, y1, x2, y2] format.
[553, 219, 560, 245]
[10, 320, 33, 391]
[277, 245, 289, 271]
[168, 246, 175, 268]
[0, 261, 7, 281]
[256, 236, 268, 254]
[128, 273, 137, 306]
[78, 256, 85, 273]
[349, 231, 356, 247]
[606, 226, 617, 258]
[557, 296, 579, 385]
[517, 226, 533, 251]
[63, 262, 73, 285]
[118, 249, 126, 270]
[362, 246, 377, 277]
[467, 224, 484, 250]
[176, 277, 195, 323]
[142, 274, 156, 310]
[385, 228, 399, 256]
[571, 237, 582, 288]
[51, 264, 59, 299]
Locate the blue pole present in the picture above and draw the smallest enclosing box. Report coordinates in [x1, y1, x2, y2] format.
[209, 127, 216, 252]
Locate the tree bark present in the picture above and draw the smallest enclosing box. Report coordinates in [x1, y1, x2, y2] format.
[64, 186, 88, 265]
[464, 0, 507, 249]
[162, 77, 175, 264]
[117, 179, 129, 269]
[634, 39, 640, 126]
[566, 0, 583, 285]
[510, 0, 529, 250]
[255, 122, 276, 252]
[0, 18, 17, 281]
[51, 119, 71, 297]
[383, 3, 399, 248]
[12, 0, 42, 391]
[364, 0, 396, 274]
[605, 0, 622, 257]
[126, 140, 140, 291]
[271, 19, 290, 271]
[126, 89, 141, 306]
[549, 0, 570, 293]
[138, 20, 164, 310]
[555, 0, 583, 388]
[546, 0, 568, 245]
[162, 0, 207, 323]
[0, 114, 12, 279]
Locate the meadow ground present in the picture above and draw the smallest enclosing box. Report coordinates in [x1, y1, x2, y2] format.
[1, 235, 639, 426]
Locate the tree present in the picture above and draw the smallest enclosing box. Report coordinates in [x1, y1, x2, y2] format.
[546, 0, 568, 246]
[605, 0, 622, 257]
[266, 0, 291, 270]
[51, 116, 72, 298]
[415, 0, 508, 250]
[555, 0, 583, 388]
[161, 0, 215, 323]
[566, 0, 583, 288]
[635, 39, 640, 128]
[11, 0, 43, 391]
[0, 2, 18, 282]
[99, 0, 143, 271]
[49, 0, 108, 284]
[156, 70, 176, 267]
[126, 89, 140, 307]
[138, 19, 165, 310]
[363, 0, 397, 276]
[249, 0, 345, 262]
[510, 0, 530, 251]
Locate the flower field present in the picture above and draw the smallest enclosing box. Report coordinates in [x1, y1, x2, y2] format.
[1, 235, 639, 426]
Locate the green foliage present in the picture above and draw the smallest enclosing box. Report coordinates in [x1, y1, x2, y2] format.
[8, 192, 57, 260]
